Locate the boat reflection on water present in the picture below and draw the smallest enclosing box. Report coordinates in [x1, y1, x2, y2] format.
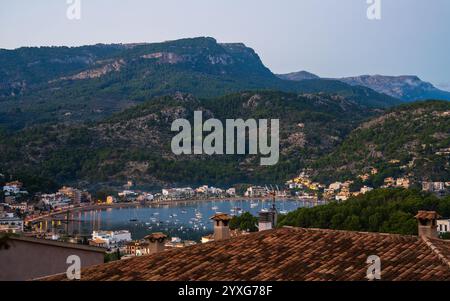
[65, 199, 304, 242]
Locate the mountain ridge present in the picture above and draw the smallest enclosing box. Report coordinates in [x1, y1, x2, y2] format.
[277, 71, 450, 102]
[0, 37, 399, 130]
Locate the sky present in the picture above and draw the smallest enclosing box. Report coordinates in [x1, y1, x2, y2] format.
[1, 0, 449, 90]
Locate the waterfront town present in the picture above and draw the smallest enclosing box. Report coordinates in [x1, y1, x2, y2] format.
[1, 170, 450, 280]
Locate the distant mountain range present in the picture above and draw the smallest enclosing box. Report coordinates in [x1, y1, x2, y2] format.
[0, 37, 398, 130]
[277, 71, 450, 102]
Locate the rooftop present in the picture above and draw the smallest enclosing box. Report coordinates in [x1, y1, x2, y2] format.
[42, 227, 450, 281]
[7, 236, 105, 253]
[210, 213, 232, 222]
[144, 233, 167, 241]
[416, 210, 442, 220]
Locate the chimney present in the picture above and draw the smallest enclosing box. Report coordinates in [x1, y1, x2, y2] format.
[210, 213, 231, 241]
[144, 232, 168, 254]
[415, 211, 441, 238]
[258, 211, 273, 231]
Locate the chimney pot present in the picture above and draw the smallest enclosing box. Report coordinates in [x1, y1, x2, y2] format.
[144, 232, 167, 254]
[210, 213, 232, 241]
[415, 211, 441, 238]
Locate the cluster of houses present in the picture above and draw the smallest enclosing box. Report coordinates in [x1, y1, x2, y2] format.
[285, 169, 450, 202]
[0, 180, 95, 234]
[422, 181, 450, 196]
[122, 235, 198, 257]
[116, 190, 154, 202]
[0, 210, 24, 233]
[88, 230, 199, 258]
[159, 185, 236, 200]
[2, 181, 28, 205]
[285, 172, 373, 202]
[37, 187, 91, 211]
[325, 181, 373, 201]
[1, 181, 28, 233]
[88, 230, 132, 249]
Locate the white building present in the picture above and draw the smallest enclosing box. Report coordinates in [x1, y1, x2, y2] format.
[91, 230, 132, 248]
[245, 186, 267, 197]
[209, 187, 223, 195]
[3, 185, 20, 194]
[437, 219, 450, 234]
[9, 202, 28, 212]
[0, 215, 24, 233]
[162, 187, 194, 199]
[226, 188, 236, 196]
[118, 190, 138, 198]
[360, 186, 374, 194]
[137, 193, 154, 202]
[422, 182, 446, 192]
[329, 182, 343, 191]
[40, 193, 71, 209]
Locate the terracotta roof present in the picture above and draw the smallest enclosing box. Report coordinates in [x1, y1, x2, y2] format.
[416, 211, 442, 220]
[41, 227, 450, 281]
[90, 238, 107, 245]
[210, 213, 232, 221]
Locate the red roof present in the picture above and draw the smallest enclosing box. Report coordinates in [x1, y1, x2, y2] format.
[42, 227, 450, 281]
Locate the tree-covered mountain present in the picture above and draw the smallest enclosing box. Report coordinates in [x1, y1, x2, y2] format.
[279, 71, 450, 102]
[0, 91, 378, 191]
[0, 37, 399, 130]
[310, 100, 450, 185]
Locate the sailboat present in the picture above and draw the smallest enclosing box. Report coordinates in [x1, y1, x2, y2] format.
[279, 201, 288, 215]
[129, 207, 139, 222]
[250, 200, 259, 208]
[211, 202, 219, 211]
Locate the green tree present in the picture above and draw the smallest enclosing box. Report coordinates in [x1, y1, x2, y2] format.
[230, 212, 258, 232]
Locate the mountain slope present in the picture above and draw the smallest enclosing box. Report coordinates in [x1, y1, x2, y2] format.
[279, 70, 450, 102]
[0, 91, 378, 190]
[0, 44, 126, 97]
[339, 75, 450, 102]
[0, 37, 398, 130]
[310, 100, 450, 185]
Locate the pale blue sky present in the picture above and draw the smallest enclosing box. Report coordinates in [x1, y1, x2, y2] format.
[1, 0, 449, 89]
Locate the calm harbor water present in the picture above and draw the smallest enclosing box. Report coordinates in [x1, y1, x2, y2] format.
[66, 199, 311, 242]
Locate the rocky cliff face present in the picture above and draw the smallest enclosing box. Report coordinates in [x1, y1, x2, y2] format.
[279, 71, 450, 102]
[339, 75, 450, 102]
